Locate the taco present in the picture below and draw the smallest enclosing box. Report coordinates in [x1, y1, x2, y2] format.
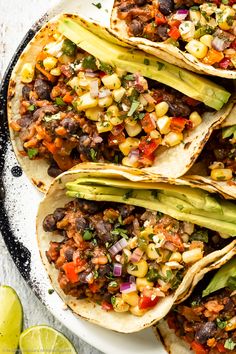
[183, 104, 236, 199]
[8, 14, 232, 192]
[111, 1, 236, 78]
[37, 167, 236, 332]
[156, 256, 236, 354]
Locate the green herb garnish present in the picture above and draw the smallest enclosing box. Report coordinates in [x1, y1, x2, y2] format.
[28, 104, 35, 111]
[55, 97, 66, 106]
[82, 55, 97, 71]
[127, 100, 139, 116]
[92, 2, 102, 9]
[224, 339, 236, 350]
[190, 230, 208, 243]
[124, 74, 135, 81]
[216, 318, 227, 329]
[27, 148, 38, 159]
[90, 148, 97, 161]
[62, 39, 77, 57]
[99, 61, 114, 75]
[83, 229, 93, 241]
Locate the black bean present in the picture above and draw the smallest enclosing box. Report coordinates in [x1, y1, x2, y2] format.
[61, 118, 78, 134]
[53, 208, 66, 222]
[94, 220, 112, 242]
[129, 19, 144, 36]
[158, 0, 173, 16]
[76, 199, 99, 214]
[157, 24, 169, 41]
[168, 102, 191, 117]
[34, 79, 51, 100]
[118, 3, 135, 12]
[22, 85, 31, 100]
[17, 113, 34, 128]
[47, 164, 63, 178]
[75, 216, 88, 232]
[134, 0, 147, 5]
[99, 264, 112, 277]
[64, 248, 74, 262]
[77, 135, 91, 155]
[195, 322, 217, 344]
[118, 204, 135, 218]
[43, 214, 57, 232]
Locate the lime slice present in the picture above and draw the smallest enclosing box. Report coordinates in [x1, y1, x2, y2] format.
[19, 325, 77, 354]
[0, 285, 23, 352]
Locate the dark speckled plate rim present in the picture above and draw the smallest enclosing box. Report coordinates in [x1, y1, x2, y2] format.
[0, 13, 49, 292]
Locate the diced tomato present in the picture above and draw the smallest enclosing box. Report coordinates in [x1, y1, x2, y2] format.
[74, 257, 86, 268]
[168, 27, 181, 40]
[99, 71, 106, 78]
[170, 117, 188, 133]
[43, 141, 58, 154]
[139, 153, 156, 167]
[101, 300, 113, 311]
[219, 57, 231, 69]
[108, 132, 126, 146]
[191, 341, 208, 354]
[155, 10, 167, 25]
[216, 343, 227, 353]
[63, 262, 79, 283]
[202, 49, 224, 66]
[111, 123, 124, 136]
[139, 290, 159, 310]
[63, 92, 74, 104]
[141, 113, 156, 133]
[185, 97, 200, 107]
[231, 40, 236, 50]
[139, 138, 160, 156]
[89, 282, 100, 293]
[168, 19, 181, 28]
[165, 232, 184, 252]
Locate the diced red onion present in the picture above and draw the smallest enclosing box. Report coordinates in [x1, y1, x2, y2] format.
[108, 238, 128, 256]
[93, 134, 103, 143]
[113, 263, 122, 277]
[130, 247, 143, 263]
[85, 273, 94, 283]
[129, 276, 136, 284]
[143, 93, 156, 105]
[164, 241, 177, 252]
[121, 103, 129, 112]
[85, 69, 94, 73]
[128, 149, 139, 165]
[173, 9, 188, 20]
[120, 282, 137, 293]
[212, 36, 227, 52]
[85, 72, 99, 77]
[98, 89, 111, 98]
[90, 80, 99, 98]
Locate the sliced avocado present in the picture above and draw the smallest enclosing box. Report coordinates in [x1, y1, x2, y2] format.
[57, 17, 230, 110]
[203, 257, 236, 297]
[66, 184, 236, 236]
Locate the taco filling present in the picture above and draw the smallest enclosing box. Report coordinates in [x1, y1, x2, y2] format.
[43, 197, 229, 316]
[10, 34, 213, 177]
[189, 125, 236, 183]
[115, 0, 236, 70]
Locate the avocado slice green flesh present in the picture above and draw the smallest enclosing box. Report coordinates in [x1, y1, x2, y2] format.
[66, 183, 236, 236]
[203, 258, 236, 297]
[57, 17, 230, 110]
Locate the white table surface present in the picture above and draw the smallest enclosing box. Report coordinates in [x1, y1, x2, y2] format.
[0, 1, 101, 353]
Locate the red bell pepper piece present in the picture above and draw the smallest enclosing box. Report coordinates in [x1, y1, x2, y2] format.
[89, 282, 100, 293]
[63, 262, 79, 283]
[216, 343, 227, 353]
[170, 117, 188, 132]
[139, 138, 160, 156]
[108, 132, 126, 146]
[219, 58, 232, 69]
[168, 27, 181, 40]
[101, 300, 113, 311]
[139, 289, 159, 310]
[191, 341, 208, 354]
[168, 19, 181, 28]
[155, 10, 167, 25]
[141, 113, 156, 133]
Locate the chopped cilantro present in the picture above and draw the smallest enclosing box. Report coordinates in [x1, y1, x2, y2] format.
[82, 55, 97, 71]
[111, 296, 116, 305]
[165, 270, 173, 281]
[111, 227, 128, 239]
[62, 39, 77, 57]
[48, 289, 54, 295]
[190, 5, 199, 10]
[27, 148, 38, 159]
[93, 270, 99, 279]
[224, 339, 236, 350]
[109, 281, 118, 288]
[134, 112, 145, 121]
[190, 230, 208, 243]
[124, 74, 135, 81]
[90, 148, 97, 161]
[191, 299, 200, 307]
[92, 2, 102, 9]
[83, 229, 93, 241]
[144, 58, 150, 65]
[99, 61, 114, 75]
[28, 104, 35, 111]
[123, 189, 133, 200]
[127, 100, 139, 116]
[147, 268, 160, 282]
[156, 61, 165, 70]
[216, 318, 227, 329]
[55, 97, 66, 106]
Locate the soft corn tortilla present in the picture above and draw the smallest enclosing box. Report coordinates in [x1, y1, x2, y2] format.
[37, 168, 236, 332]
[111, 7, 236, 79]
[8, 14, 233, 192]
[155, 247, 236, 354]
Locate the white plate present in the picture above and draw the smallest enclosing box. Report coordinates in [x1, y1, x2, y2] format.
[1, 1, 165, 353]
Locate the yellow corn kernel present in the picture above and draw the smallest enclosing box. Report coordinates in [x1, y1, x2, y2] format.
[58, 54, 72, 64]
[217, 7, 235, 30]
[122, 156, 138, 167]
[200, 3, 217, 16]
[98, 96, 113, 108]
[150, 130, 161, 140]
[102, 73, 121, 90]
[163, 131, 183, 147]
[179, 21, 195, 41]
[226, 316, 236, 331]
[189, 111, 202, 128]
[130, 305, 147, 317]
[125, 117, 137, 126]
[182, 248, 203, 264]
[165, 261, 183, 270]
[110, 117, 124, 126]
[156, 116, 171, 134]
[146, 243, 159, 260]
[125, 122, 142, 137]
[140, 227, 154, 240]
[107, 105, 119, 117]
[85, 107, 103, 121]
[121, 292, 139, 307]
[127, 260, 148, 278]
[119, 137, 140, 156]
[43, 56, 57, 71]
[211, 168, 233, 181]
[68, 77, 82, 96]
[96, 121, 113, 133]
[146, 104, 156, 113]
[200, 34, 213, 48]
[76, 92, 98, 111]
[155, 102, 169, 118]
[113, 297, 130, 313]
[185, 39, 208, 59]
[21, 63, 35, 83]
[112, 87, 126, 102]
[209, 161, 225, 170]
[136, 277, 154, 292]
[50, 67, 61, 76]
[189, 10, 201, 25]
[116, 67, 127, 77]
[169, 252, 182, 263]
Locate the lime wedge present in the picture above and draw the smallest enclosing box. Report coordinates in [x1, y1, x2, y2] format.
[19, 325, 77, 354]
[0, 285, 23, 352]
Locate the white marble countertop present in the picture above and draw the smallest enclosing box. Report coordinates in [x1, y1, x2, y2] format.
[0, 1, 101, 353]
